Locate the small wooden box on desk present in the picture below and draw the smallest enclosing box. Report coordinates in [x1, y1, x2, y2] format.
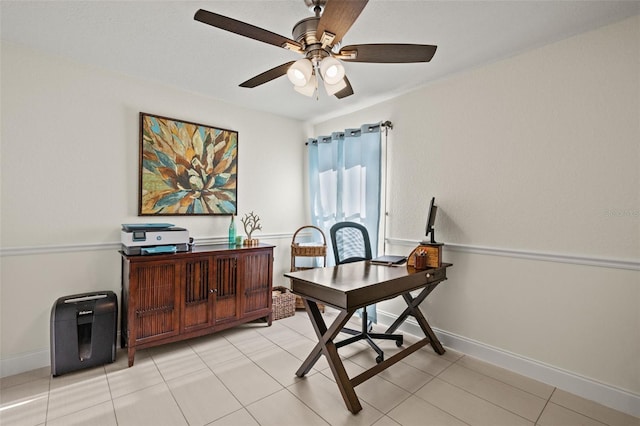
[120, 243, 274, 367]
[408, 243, 444, 270]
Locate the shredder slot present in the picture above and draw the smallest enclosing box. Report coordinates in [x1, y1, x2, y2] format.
[77, 322, 93, 361]
[64, 294, 107, 303]
[76, 313, 93, 325]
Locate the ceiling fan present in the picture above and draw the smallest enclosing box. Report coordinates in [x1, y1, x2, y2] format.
[194, 0, 437, 99]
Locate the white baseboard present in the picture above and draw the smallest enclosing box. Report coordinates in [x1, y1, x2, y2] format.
[377, 310, 640, 418]
[0, 349, 50, 378]
[0, 330, 123, 378]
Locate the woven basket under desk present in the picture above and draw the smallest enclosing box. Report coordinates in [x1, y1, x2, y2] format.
[272, 286, 296, 320]
[290, 226, 327, 311]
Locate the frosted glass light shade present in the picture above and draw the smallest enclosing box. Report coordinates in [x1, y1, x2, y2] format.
[319, 57, 345, 85]
[287, 59, 313, 87]
[294, 73, 317, 97]
[324, 77, 347, 96]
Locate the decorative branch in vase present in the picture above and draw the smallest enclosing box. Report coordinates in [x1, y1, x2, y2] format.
[241, 211, 262, 246]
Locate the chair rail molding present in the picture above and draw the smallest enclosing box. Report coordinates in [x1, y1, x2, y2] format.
[0, 233, 295, 257]
[385, 238, 640, 271]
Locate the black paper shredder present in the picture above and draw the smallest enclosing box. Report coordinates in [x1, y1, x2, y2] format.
[50, 291, 117, 376]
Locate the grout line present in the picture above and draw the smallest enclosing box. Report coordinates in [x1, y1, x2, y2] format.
[546, 389, 617, 426]
[234, 320, 333, 424]
[218, 329, 295, 411]
[44, 370, 52, 424]
[412, 393, 474, 426]
[422, 375, 536, 425]
[45, 368, 113, 424]
[453, 354, 555, 401]
[435, 356, 457, 378]
[189, 335, 258, 424]
[451, 355, 559, 405]
[146, 354, 190, 424]
[187, 334, 248, 418]
[535, 387, 556, 425]
[102, 364, 120, 426]
[282, 386, 332, 425]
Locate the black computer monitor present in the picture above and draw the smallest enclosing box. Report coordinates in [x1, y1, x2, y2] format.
[424, 197, 437, 244]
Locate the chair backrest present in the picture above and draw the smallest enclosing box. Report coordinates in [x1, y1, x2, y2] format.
[330, 222, 372, 265]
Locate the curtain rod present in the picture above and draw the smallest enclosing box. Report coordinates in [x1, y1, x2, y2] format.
[305, 120, 393, 145]
[381, 120, 393, 137]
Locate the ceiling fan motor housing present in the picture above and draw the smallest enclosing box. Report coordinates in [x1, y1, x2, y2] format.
[292, 17, 332, 62]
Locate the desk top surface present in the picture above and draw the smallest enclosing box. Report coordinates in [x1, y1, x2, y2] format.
[285, 262, 451, 310]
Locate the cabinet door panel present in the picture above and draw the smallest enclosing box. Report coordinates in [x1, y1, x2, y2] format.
[242, 250, 272, 314]
[132, 262, 180, 342]
[213, 255, 238, 324]
[182, 257, 212, 332]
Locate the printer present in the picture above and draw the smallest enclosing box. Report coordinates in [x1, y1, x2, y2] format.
[121, 223, 190, 255]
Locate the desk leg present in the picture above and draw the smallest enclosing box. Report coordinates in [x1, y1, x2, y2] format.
[385, 284, 445, 355]
[297, 299, 363, 414]
[405, 292, 445, 355]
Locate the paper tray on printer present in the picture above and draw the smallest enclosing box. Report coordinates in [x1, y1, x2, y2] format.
[122, 223, 174, 232]
[121, 243, 189, 256]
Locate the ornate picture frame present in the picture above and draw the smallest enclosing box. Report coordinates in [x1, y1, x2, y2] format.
[139, 112, 237, 215]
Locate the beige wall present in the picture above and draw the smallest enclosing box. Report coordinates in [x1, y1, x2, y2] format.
[0, 42, 307, 373]
[312, 15, 639, 413]
[313, 15, 638, 260]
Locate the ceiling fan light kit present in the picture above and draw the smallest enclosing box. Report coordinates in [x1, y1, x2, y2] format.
[319, 56, 345, 85]
[287, 58, 314, 87]
[324, 77, 347, 96]
[294, 74, 318, 97]
[194, 0, 437, 100]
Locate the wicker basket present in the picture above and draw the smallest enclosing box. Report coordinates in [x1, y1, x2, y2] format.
[272, 286, 296, 320]
[291, 226, 327, 312]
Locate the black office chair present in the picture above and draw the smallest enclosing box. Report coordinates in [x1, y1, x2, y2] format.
[330, 222, 403, 363]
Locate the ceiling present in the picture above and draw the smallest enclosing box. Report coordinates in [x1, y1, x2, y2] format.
[2, 1, 638, 123]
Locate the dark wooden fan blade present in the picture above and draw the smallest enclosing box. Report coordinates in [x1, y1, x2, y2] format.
[195, 9, 303, 52]
[340, 44, 437, 63]
[239, 61, 295, 88]
[334, 76, 354, 99]
[316, 0, 368, 46]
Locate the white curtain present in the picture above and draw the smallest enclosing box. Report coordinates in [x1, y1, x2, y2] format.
[307, 123, 383, 320]
[308, 124, 382, 254]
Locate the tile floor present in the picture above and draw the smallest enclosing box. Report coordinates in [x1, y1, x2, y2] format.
[1, 310, 638, 426]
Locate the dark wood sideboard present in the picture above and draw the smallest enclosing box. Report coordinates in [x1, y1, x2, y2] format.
[121, 244, 274, 367]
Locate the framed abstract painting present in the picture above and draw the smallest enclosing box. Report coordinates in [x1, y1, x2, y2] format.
[139, 112, 238, 215]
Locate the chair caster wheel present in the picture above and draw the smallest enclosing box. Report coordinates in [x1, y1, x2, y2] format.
[376, 355, 384, 363]
[396, 339, 403, 347]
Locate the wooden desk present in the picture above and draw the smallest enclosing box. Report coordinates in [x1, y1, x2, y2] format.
[284, 261, 451, 414]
